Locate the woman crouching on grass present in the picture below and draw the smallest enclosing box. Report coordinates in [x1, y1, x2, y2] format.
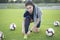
[22, 1, 42, 39]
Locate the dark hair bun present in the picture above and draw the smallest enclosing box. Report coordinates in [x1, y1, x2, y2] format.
[25, 1, 34, 6]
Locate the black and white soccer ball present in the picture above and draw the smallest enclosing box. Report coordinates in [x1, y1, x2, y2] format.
[0, 31, 4, 40]
[10, 23, 16, 31]
[46, 28, 54, 37]
[54, 21, 60, 26]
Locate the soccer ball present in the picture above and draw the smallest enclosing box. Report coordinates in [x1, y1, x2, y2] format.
[46, 28, 54, 37]
[54, 21, 60, 26]
[10, 23, 16, 30]
[0, 31, 4, 40]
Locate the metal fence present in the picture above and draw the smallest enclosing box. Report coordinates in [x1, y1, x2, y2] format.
[0, 3, 60, 9]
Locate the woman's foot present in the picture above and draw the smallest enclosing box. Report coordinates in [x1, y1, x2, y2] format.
[24, 34, 27, 39]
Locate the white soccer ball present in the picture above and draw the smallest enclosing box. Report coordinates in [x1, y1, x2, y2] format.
[0, 31, 4, 40]
[10, 23, 16, 30]
[54, 21, 60, 26]
[46, 28, 54, 37]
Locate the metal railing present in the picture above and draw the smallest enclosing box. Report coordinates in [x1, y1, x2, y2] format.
[0, 3, 60, 9]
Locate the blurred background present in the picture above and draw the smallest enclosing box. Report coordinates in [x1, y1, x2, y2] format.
[0, 0, 60, 3]
[0, 0, 60, 9]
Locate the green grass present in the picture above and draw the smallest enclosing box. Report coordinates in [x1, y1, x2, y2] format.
[0, 9, 60, 40]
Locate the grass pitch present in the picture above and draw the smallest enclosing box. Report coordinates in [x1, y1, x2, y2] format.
[0, 9, 60, 40]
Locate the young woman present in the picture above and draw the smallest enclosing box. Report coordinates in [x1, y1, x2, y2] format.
[22, 1, 42, 39]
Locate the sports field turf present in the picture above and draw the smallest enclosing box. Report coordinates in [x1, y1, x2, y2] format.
[0, 9, 60, 40]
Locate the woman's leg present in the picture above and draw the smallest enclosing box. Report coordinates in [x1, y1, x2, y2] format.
[22, 16, 31, 34]
[31, 21, 41, 32]
[24, 16, 30, 34]
[35, 21, 41, 32]
[36, 21, 41, 28]
[24, 16, 31, 39]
